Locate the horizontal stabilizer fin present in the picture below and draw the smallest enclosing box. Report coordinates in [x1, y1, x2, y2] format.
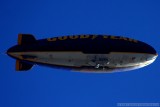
[18, 34, 36, 45]
[16, 60, 33, 71]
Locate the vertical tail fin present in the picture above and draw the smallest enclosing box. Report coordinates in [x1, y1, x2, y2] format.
[18, 34, 36, 45]
[15, 34, 36, 71]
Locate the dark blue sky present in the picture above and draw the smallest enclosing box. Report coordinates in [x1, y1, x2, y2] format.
[1, 0, 160, 107]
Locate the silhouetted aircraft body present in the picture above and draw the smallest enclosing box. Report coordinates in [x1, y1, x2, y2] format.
[7, 34, 158, 73]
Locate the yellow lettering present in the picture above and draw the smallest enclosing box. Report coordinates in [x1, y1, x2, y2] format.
[58, 36, 67, 40]
[69, 35, 79, 39]
[128, 38, 138, 43]
[47, 38, 57, 41]
[80, 35, 90, 39]
[103, 35, 109, 39]
[119, 37, 128, 41]
[110, 36, 119, 39]
[91, 35, 97, 39]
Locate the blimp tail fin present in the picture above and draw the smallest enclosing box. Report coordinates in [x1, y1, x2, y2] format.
[18, 34, 36, 45]
[16, 60, 33, 71]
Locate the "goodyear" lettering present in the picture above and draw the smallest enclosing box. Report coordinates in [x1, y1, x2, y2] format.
[47, 35, 138, 43]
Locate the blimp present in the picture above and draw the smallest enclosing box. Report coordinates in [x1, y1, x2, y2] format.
[7, 34, 158, 73]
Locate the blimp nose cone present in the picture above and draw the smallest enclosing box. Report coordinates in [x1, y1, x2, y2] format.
[144, 44, 158, 66]
[150, 47, 158, 57]
[147, 44, 158, 60]
[153, 52, 158, 60]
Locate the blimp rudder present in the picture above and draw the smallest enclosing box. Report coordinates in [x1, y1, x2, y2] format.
[15, 34, 36, 71]
[16, 60, 33, 71]
[18, 34, 36, 45]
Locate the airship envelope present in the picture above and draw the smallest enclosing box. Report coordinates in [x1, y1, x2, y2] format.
[7, 34, 158, 73]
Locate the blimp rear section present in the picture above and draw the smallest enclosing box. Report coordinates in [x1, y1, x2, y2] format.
[7, 34, 158, 73]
